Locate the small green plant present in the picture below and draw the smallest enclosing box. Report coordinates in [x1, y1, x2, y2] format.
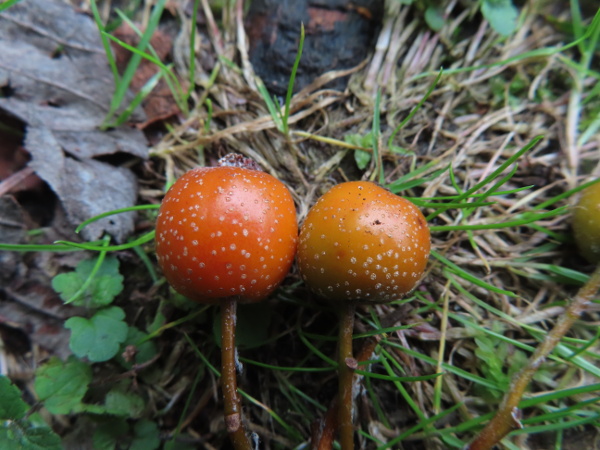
[0, 232, 159, 446]
[31, 356, 159, 448]
[345, 131, 375, 170]
[480, 0, 519, 36]
[471, 323, 530, 401]
[65, 306, 129, 362]
[34, 357, 94, 415]
[0, 376, 62, 450]
[52, 254, 124, 307]
[397, 0, 519, 36]
[25, 248, 161, 447]
[51, 254, 129, 362]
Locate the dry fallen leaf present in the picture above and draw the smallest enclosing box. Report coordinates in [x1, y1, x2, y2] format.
[0, 0, 149, 242]
[0, 196, 26, 284]
[26, 127, 138, 243]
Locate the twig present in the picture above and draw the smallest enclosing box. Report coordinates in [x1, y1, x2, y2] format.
[200, 0, 224, 54]
[235, 0, 256, 91]
[466, 263, 600, 450]
[0, 166, 34, 196]
[312, 397, 337, 450]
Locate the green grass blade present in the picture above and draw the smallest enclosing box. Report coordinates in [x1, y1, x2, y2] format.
[388, 68, 443, 148]
[63, 236, 110, 304]
[297, 329, 337, 367]
[75, 204, 159, 234]
[55, 230, 155, 252]
[257, 78, 283, 131]
[413, 22, 599, 80]
[89, 0, 120, 83]
[0, 0, 21, 12]
[432, 250, 517, 297]
[103, 0, 168, 125]
[282, 23, 304, 134]
[427, 136, 543, 221]
[0, 243, 87, 252]
[111, 70, 162, 127]
[429, 207, 568, 232]
[239, 357, 333, 373]
[372, 89, 383, 184]
[354, 369, 441, 383]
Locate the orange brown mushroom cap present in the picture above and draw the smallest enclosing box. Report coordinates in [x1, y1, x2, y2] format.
[572, 180, 600, 264]
[298, 181, 430, 303]
[155, 166, 298, 303]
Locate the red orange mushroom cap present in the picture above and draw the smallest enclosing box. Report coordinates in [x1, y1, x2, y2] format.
[155, 166, 298, 303]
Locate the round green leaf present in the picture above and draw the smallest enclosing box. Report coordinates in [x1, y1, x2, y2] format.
[65, 307, 128, 362]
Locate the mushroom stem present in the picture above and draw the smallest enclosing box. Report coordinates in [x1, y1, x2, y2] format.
[467, 263, 600, 450]
[337, 303, 356, 450]
[313, 327, 385, 450]
[221, 297, 252, 450]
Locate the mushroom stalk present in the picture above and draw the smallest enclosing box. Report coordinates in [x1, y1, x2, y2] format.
[221, 297, 252, 450]
[337, 303, 356, 450]
[467, 263, 600, 450]
[312, 330, 385, 449]
[298, 181, 430, 448]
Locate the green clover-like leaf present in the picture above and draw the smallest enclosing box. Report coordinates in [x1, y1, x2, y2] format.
[0, 421, 62, 450]
[103, 381, 145, 418]
[425, 6, 444, 32]
[34, 356, 91, 415]
[52, 255, 124, 307]
[130, 420, 160, 450]
[354, 150, 372, 170]
[345, 132, 374, 170]
[0, 376, 29, 420]
[65, 307, 128, 362]
[481, 0, 518, 36]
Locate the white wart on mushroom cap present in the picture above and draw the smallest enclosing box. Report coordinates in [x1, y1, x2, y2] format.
[155, 166, 298, 303]
[298, 182, 430, 303]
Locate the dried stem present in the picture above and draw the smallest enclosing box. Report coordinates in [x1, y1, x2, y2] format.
[312, 397, 337, 450]
[221, 297, 252, 450]
[466, 263, 600, 450]
[337, 303, 356, 450]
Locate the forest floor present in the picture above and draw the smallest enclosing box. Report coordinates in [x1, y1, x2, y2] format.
[0, 1, 599, 449]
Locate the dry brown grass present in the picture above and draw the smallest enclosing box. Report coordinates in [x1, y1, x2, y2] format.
[137, 0, 600, 448]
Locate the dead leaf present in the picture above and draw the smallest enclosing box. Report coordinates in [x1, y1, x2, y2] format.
[0, 0, 149, 242]
[0, 196, 26, 284]
[26, 127, 138, 243]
